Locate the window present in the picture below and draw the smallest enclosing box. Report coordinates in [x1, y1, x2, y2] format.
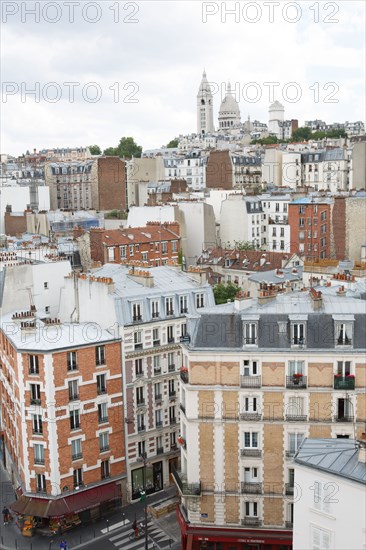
[292, 323, 305, 345]
[96, 345, 105, 366]
[136, 386, 144, 406]
[73, 468, 83, 488]
[70, 409, 80, 430]
[45, 306, 50, 314]
[161, 242, 168, 254]
[168, 352, 175, 370]
[30, 383, 41, 405]
[134, 331, 143, 350]
[154, 382, 162, 401]
[132, 302, 142, 322]
[299, 217, 305, 227]
[243, 323, 257, 345]
[98, 403, 108, 423]
[311, 526, 331, 550]
[181, 323, 187, 337]
[172, 240, 177, 253]
[32, 414, 43, 434]
[299, 205, 305, 214]
[138, 440, 146, 457]
[156, 435, 163, 454]
[169, 379, 175, 397]
[97, 374, 107, 395]
[137, 413, 145, 432]
[167, 325, 174, 343]
[153, 355, 161, 374]
[244, 432, 258, 448]
[321, 211, 327, 221]
[99, 432, 110, 452]
[244, 466, 259, 482]
[337, 360, 351, 376]
[153, 328, 160, 346]
[107, 247, 115, 261]
[67, 351, 77, 371]
[135, 358, 143, 376]
[68, 380, 79, 401]
[71, 438, 82, 460]
[287, 396, 304, 418]
[196, 293, 204, 308]
[170, 431, 177, 447]
[36, 473, 46, 493]
[313, 481, 332, 514]
[243, 397, 258, 413]
[44, 282, 48, 289]
[155, 409, 163, 427]
[151, 300, 159, 319]
[335, 322, 352, 346]
[34, 444, 45, 465]
[101, 459, 110, 479]
[180, 295, 188, 314]
[165, 297, 174, 316]
[288, 433, 304, 455]
[120, 245, 126, 259]
[243, 360, 258, 376]
[141, 251, 148, 262]
[29, 355, 39, 375]
[336, 397, 353, 421]
[289, 360, 304, 376]
[129, 244, 134, 256]
[245, 501, 258, 517]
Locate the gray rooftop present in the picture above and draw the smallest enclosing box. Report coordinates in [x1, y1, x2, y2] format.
[294, 438, 366, 485]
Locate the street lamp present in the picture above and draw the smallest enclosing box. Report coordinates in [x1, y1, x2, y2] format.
[137, 454, 149, 550]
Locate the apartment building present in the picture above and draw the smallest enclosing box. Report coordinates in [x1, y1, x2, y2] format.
[173, 287, 366, 550]
[74, 222, 181, 266]
[58, 264, 215, 502]
[0, 314, 125, 535]
[220, 195, 263, 248]
[288, 198, 332, 260]
[261, 195, 290, 252]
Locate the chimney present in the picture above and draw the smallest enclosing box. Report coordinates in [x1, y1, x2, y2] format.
[358, 433, 366, 464]
[309, 287, 323, 310]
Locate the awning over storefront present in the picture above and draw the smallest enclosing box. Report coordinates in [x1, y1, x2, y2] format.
[10, 482, 121, 518]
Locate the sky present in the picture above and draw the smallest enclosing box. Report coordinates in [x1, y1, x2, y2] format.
[1, 0, 365, 156]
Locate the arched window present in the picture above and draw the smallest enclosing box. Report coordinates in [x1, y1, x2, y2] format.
[201, 99, 205, 105]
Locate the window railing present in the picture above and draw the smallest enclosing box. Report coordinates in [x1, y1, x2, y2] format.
[157, 447, 164, 455]
[286, 375, 307, 389]
[241, 517, 262, 526]
[133, 315, 142, 322]
[240, 375, 261, 388]
[69, 393, 79, 401]
[285, 415, 307, 422]
[334, 415, 354, 423]
[171, 466, 201, 496]
[155, 394, 162, 402]
[34, 457, 45, 465]
[334, 375, 355, 390]
[180, 370, 189, 383]
[170, 417, 177, 425]
[240, 449, 262, 458]
[167, 337, 175, 344]
[239, 412, 261, 421]
[72, 453, 83, 461]
[97, 386, 107, 395]
[285, 483, 294, 495]
[67, 363, 78, 371]
[137, 425, 146, 433]
[153, 340, 160, 347]
[153, 368, 161, 375]
[241, 482, 262, 494]
[168, 364, 175, 372]
[243, 337, 257, 345]
[100, 445, 110, 453]
[136, 399, 145, 407]
[169, 390, 176, 397]
[156, 420, 163, 428]
[134, 343, 143, 350]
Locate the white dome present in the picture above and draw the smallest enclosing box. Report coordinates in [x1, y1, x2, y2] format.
[269, 100, 284, 111]
[219, 84, 240, 115]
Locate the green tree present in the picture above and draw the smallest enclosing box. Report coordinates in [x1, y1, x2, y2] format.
[103, 146, 118, 156]
[213, 283, 240, 305]
[167, 138, 179, 148]
[290, 127, 312, 142]
[89, 144, 101, 155]
[251, 135, 278, 145]
[116, 137, 142, 158]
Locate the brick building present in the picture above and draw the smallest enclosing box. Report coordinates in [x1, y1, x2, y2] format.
[173, 286, 366, 550]
[206, 150, 234, 190]
[4, 205, 28, 236]
[75, 222, 181, 266]
[0, 313, 126, 535]
[288, 198, 332, 260]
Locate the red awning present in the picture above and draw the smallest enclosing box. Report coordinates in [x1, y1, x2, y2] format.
[10, 482, 121, 518]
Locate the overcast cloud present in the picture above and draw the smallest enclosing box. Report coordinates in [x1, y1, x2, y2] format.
[1, 0, 365, 155]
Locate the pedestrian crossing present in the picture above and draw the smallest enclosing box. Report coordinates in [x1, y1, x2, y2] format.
[107, 519, 174, 549]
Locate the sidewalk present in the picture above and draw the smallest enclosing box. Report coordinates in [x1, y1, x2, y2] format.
[0, 460, 180, 550]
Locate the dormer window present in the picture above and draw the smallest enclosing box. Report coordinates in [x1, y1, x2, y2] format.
[132, 302, 142, 322]
[243, 316, 259, 346]
[289, 315, 307, 347]
[333, 316, 354, 347]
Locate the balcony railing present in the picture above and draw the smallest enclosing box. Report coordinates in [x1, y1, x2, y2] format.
[239, 412, 262, 421]
[136, 399, 145, 408]
[171, 466, 201, 496]
[240, 375, 261, 388]
[241, 517, 262, 527]
[100, 445, 110, 453]
[285, 483, 294, 495]
[153, 340, 160, 347]
[34, 458, 45, 465]
[241, 482, 262, 494]
[72, 453, 83, 461]
[168, 364, 175, 372]
[285, 415, 307, 422]
[30, 398, 41, 405]
[240, 449, 262, 458]
[169, 390, 176, 398]
[170, 417, 177, 425]
[132, 315, 142, 322]
[98, 416, 109, 424]
[97, 387, 107, 395]
[157, 447, 164, 455]
[155, 420, 163, 428]
[334, 415, 354, 423]
[167, 337, 175, 344]
[153, 368, 162, 375]
[155, 394, 162, 402]
[334, 376, 355, 390]
[137, 425, 146, 433]
[286, 375, 307, 389]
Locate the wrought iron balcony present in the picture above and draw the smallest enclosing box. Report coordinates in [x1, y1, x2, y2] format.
[240, 449, 262, 458]
[240, 375, 261, 388]
[171, 466, 201, 496]
[72, 453, 83, 461]
[180, 370, 189, 383]
[334, 376, 355, 390]
[286, 375, 307, 389]
[285, 415, 307, 422]
[168, 364, 175, 372]
[157, 447, 164, 455]
[334, 415, 354, 423]
[241, 482, 262, 494]
[239, 412, 262, 421]
[285, 483, 294, 495]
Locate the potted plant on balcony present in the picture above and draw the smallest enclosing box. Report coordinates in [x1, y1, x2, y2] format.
[292, 373, 303, 385]
[177, 436, 186, 447]
[346, 374, 355, 379]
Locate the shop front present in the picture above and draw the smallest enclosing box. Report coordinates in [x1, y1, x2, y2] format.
[131, 460, 163, 500]
[177, 506, 293, 550]
[10, 481, 122, 537]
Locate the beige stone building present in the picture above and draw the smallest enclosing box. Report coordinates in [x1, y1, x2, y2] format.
[173, 286, 366, 550]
